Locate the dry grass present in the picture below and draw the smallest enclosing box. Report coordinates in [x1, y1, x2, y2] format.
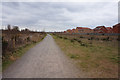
[2, 34, 47, 71]
[52, 34, 118, 78]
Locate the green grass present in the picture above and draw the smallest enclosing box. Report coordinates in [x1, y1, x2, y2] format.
[2, 34, 46, 71]
[68, 53, 80, 59]
[52, 34, 118, 77]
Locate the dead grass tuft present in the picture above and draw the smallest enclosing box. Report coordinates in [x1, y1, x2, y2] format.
[52, 34, 118, 78]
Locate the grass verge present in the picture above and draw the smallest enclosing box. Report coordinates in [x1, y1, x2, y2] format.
[52, 34, 118, 78]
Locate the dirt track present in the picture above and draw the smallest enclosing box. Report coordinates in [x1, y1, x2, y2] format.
[3, 34, 86, 78]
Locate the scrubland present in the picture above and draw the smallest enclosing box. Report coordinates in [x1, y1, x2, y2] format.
[52, 33, 119, 78]
[1, 28, 46, 70]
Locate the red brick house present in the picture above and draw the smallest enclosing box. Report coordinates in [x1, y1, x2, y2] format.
[76, 27, 93, 33]
[66, 29, 72, 33]
[64, 31, 66, 33]
[106, 27, 113, 33]
[94, 26, 108, 33]
[72, 29, 76, 33]
[112, 23, 120, 33]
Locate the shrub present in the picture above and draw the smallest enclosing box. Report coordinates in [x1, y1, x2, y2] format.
[70, 39, 74, 42]
[64, 37, 68, 40]
[53, 33, 55, 35]
[73, 38, 77, 41]
[2, 40, 8, 56]
[59, 36, 62, 39]
[101, 37, 109, 41]
[88, 38, 91, 40]
[80, 36, 84, 38]
[70, 55, 76, 58]
[80, 43, 88, 47]
[91, 37, 94, 40]
[81, 43, 85, 46]
[27, 37, 30, 42]
[117, 38, 120, 41]
[101, 38, 106, 41]
[89, 42, 92, 44]
[77, 40, 81, 43]
[32, 41, 37, 43]
[106, 37, 109, 41]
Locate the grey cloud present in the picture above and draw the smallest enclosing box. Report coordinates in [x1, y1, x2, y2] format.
[2, 2, 118, 31]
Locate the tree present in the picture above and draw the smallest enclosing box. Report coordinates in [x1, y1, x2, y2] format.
[13, 26, 19, 31]
[7, 24, 11, 30]
[25, 28, 30, 32]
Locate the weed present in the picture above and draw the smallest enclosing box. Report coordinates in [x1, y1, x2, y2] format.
[52, 33, 118, 77]
[73, 38, 77, 41]
[117, 38, 120, 41]
[27, 37, 30, 42]
[69, 54, 79, 59]
[59, 36, 63, 39]
[80, 62, 88, 68]
[77, 40, 82, 43]
[80, 36, 84, 38]
[101, 37, 110, 41]
[80, 43, 88, 47]
[88, 38, 91, 40]
[32, 41, 37, 43]
[2, 40, 8, 56]
[91, 37, 94, 40]
[63, 37, 68, 40]
[70, 39, 74, 42]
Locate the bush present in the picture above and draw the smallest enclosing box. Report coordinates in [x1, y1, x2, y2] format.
[91, 37, 94, 40]
[32, 41, 37, 43]
[117, 38, 120, 41]
[53, 33, 55, 35]
[27, 37, 30, 42]
[106, 37, 109, 41]
[2, 40, 8, 56]
[81, 43, 85, 46]
[73, 38, 77, 41]
[70, 55, 76, 59]
[88, 38, 91, 40]
[77, 40, 81, 43]
[101, 37, 109, 41]
[101, 38, 106, 41]
[89, 42, 92, 44]
[59, 36, 63, 39]
[70, 39, 74, 42]
[80, 36, 84, 38]
[80, 43, 88, 47]
[64, 37, 68, 40]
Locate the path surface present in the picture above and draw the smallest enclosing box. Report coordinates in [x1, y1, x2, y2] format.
[3, 34, 85, 78]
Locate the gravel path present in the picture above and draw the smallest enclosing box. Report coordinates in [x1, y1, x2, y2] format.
[3, 34, 85, 78]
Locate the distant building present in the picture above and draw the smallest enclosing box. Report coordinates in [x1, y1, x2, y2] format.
[94, 26, 108, 33]
[76, 27, 93, 33]
[71, 29, 76, 33]
[64, 23, 120, 34]
[64, 31, 66, 33]
[106, 27, 113, 33]
[66, 29, 72, 33]
[112, 23, 120, 33]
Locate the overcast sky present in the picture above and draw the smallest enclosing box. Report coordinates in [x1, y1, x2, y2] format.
[2, 2, 118, 32]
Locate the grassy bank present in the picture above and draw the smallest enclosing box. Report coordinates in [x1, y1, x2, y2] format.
[2, 34, 46, 71]
[52, 34, 118, 78]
